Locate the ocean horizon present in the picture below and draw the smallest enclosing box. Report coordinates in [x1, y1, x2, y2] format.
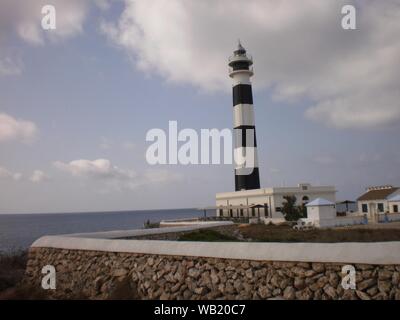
[0, 208, 203, 253]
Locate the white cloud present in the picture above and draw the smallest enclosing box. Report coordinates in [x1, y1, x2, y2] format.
[0, 166, 22, 181]
[102, 0, 400, 129]
[0, 55, 23, 76]
[313, 155, 337, 165]
[0, 0, 88, 45]
[0, 112, 38, 143]
[0, 0, 110, 77]
[122, 141, 135, 151]
[53, 158, 180, 190]
[29, 170, 49, 183]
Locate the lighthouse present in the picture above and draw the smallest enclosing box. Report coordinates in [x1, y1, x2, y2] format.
[229, 41, 260, 191]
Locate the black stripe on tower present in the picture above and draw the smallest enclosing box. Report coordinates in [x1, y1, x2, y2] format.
[233, 84, 253, 106]
[235, 168, 260, 191]
[234, 126, 257, 147]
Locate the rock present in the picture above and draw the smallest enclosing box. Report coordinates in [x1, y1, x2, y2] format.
[378, 270, 392, 280]
[378, 280, 391, 293]
[296, 288, 313, 300]
[341, 290, 357, 300]
[272, 288, 282, 296]
[312, 263, 325, 273]
[366, 286, 378, 297]
[356, 290, 371, 300]
[258, 286, 271, 299]
[245, 269, 253, 279]
[283, 286, 296, 300]
[160, 292, 171, 300]
[392, 272, 400, 286]
[113, 268, 128, 277]
[210, 272, 219, 285]
[93, 276, 104, 292]
[294, 277, 306, 290]
[323, 285, 337, 299]
[270, 275, 281, 288]
[183, 289, 192, 299]
[188, 268, 201, 278]
[194, 287, 207, 295]
[291, 267, 306, 277]
[304, 270, 316, 277]
[358, 278, 376, 291]
[328, 273, 339, 287]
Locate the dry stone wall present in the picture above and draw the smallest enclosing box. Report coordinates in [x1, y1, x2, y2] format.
[24, 247, 400, 300]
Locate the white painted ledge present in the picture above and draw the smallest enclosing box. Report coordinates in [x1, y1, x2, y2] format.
[30, 222, 400, 265]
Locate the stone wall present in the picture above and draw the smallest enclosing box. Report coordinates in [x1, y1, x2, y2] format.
[24, 247, 400, 300]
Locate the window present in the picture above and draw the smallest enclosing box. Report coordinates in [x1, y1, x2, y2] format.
[302, 186, 308, 191]
[275, 207, 282, 212]
[240, 209, 244, 216]
[251, 207, 256, 217]
[302, 196, 309, 201]
[394, 205, 399, 213]
[377, 203, 384, 212]
[219, 209, 223, 216]
[362, 204, 368, 213]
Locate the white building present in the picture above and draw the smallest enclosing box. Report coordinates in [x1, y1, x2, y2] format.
[388, 194, 400, 214]
[301, 198, 367, 228]
[357, 186, 400, 215]
[216, 183, 336, 219]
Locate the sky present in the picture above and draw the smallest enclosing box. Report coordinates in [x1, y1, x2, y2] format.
[0, 0, 399, 214]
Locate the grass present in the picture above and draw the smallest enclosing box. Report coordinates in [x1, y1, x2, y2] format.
[177, 224, 400, 243]
[178, 229, 238, 242]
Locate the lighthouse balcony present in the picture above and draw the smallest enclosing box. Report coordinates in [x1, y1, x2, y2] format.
[228, 54, 253, 65]
[229, 66, 254, 78]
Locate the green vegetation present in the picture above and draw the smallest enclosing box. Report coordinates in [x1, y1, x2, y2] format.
[282, 195, 305, 221]
[177, 224, 400, 243]
[178, 229, 238, 242]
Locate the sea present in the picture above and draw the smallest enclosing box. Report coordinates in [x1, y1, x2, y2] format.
[0, 208, 202, 253]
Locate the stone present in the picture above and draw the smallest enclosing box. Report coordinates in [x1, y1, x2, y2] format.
[323, 285, 337, 299]
[378, 270, 392, 280]
[328, 273, 339, 287]
[377, 280, 391, 293]
[245, 269, 253, 279]
[188, 268, 201, 278]
[356, 290, 371, 300]
[366, 286, 378, 297]
[291, 267, 306, 277]
[194, 287, 207, 295]
[392, 272, 400, 285]
[159, 292, 171, 300]
[113, 268, 128, 277]
[294, 277, 306, 290]
[312, 263, 325, 273]
[283, 286, 296, 300]
[296, 288, 313, 300]
[210, 272, 219, 285]
[358, 278, 376, 291]
[258, 286, 271, 299]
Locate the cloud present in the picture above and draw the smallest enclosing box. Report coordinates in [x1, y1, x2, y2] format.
[0, 166, 22, 181]
[29, 170, 49, 183]
[313, 155, 337, 165]
[122, 141, 135, 151]
[0, 0, 89, 45]
[102, 0, 400, 129]
[53, 158, 180, 190]
[0, 0, 111, 76]
[0, 55, 23, 76]
[0, 113, 38, 143]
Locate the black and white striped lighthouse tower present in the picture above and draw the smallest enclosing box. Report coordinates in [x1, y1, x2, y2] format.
[229, 41, 260, 191]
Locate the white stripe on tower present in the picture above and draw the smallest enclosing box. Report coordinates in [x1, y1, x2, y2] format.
[228, 41, 260, 191]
